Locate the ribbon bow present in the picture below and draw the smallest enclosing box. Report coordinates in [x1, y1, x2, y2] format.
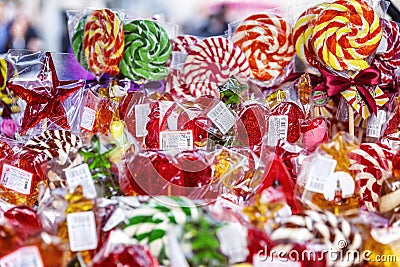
[319, 66, 381, 115]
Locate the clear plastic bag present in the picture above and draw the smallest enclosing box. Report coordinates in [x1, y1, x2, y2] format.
[228, 10, 295, 87]
[6, 51, 86, 137]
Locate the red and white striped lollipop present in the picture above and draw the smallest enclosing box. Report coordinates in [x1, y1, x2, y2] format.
[349, 143, 394, 211]
[231, 13, 295, 83]
[167, 35, 199, 100]
[372, 19, 400, 86]
[182, 37, 251, 98]
[172, 35, 199, 53]
[166, 69, 192, 100]
[375, 19, 400, 69]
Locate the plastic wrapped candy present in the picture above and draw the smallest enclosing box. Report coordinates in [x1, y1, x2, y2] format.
[181, 36, 251, 99]
[122, 196, 201, 265]
[275, 140, 308, 180]
[20, 232, 69, 267]
[68, 8, 125, 77]
[3, 206, 42, 240]
[371, 18, 400, 88]
[194, 99, 238, 149]
[296, 151, 360, 215]
[243, 185, 292, 232]
[170, 215, 231, 266]
[78, 135, 121, 198]
[236, 103, 268, 147]
[0, 158, 43, 207]
[349, 143, 394, 212]
[257, 152, 303, 214]
[120, 19, 174, 82]
[300, 117, 329, 152]
[57, 186, 99, 265]
[0, 55, 20, 138]
[0, 221, 22, 257]
[6, 52, 85, 135]
[121, 149, 182, 196]
[230, 12, 295, 87]
[379, 175, 400, 214]
[212, 147, 266, 202]
[319, 132, 360, 172]
[122, 149, 215, 198]
[301, 0, 388, 120]
[143, 98, 209, 151]
[80, 85, 119, 137]
[0, 130, 82, 207]
[266, 102, 305, 146]
[270, 210, 363, 267]
[91, 230, 158, 267]
[119, 88, 151, 146]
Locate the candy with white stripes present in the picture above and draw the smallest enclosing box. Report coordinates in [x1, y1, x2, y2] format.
[182, 37, 250, 98]
[232, 13, 295, 83]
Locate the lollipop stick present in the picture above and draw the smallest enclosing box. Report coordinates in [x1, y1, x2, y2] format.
[348, 104, 354, 136]
[358, 128, 364, 142]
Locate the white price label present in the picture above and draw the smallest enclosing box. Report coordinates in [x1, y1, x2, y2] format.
[67, 211, 98, 252]
[267, 115, 288, 146]
[304, 155, 337, 194]
[1, 164, 33, 195]
[80, 107, 96, 131]
[0, 246, 44, 267]
[65, 164, 97, 199]
[207, 102, 236, 134]
[366, 110, 386, 138]
[134, 103, 151, 137]
[160, 130, 193, 152]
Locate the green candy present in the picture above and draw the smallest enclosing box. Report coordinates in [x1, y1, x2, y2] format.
[123, 196, 201, 265]
[71, 15, 88, 70]
[121, 20, 172, 81]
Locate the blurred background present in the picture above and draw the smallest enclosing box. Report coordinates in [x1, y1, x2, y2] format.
[0, 0, 399, 53]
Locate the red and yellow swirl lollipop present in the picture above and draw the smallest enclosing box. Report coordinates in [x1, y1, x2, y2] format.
[293, 4, 327, 68]
[83, 9, 124, 76]
[232, 13, 294, 83]
[311, 0, 382, 71]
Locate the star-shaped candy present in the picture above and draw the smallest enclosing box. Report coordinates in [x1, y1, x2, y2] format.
[7, 52, 85, 134]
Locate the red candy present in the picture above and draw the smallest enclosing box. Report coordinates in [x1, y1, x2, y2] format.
[300, 118, 328, 151]
[91, 244, 158, 267]
[237, 104, 268, 147]
[4, 206, 42, 239]
[268, 102, 305, 144]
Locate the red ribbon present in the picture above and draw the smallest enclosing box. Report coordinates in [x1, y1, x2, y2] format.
[319, 66, 381, 115]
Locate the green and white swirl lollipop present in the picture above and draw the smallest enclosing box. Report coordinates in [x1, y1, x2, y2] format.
[71, 15, 88, 70]
[120, 19, 172, 81]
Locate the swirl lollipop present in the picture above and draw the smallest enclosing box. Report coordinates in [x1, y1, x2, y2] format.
[374, 19, 400, 69]
[83, 8, 124, 76]
[372, 19, 400, 86]
[311, 0, 382, 71]
[71, 15, 88, 70]
[183, 36, 250, 98]
[232, 13, 294, 83]
[293, 4, 328, 68]
[172, 35, 199, 53]
[120, 20, 172, 81]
